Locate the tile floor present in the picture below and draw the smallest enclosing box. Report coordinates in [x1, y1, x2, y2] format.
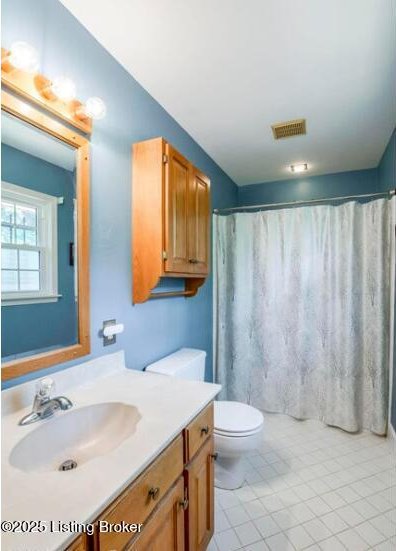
[209, 413, 395, 551]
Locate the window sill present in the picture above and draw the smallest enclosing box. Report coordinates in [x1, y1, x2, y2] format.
[2, 294, 62, 306]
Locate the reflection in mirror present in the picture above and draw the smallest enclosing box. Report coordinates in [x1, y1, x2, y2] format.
[1, 112, 78, 362]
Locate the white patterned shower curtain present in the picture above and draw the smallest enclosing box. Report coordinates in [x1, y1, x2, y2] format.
[214, 199, 392, 435]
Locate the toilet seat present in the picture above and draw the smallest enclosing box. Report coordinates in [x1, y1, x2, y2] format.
[214, 401, 264, 438]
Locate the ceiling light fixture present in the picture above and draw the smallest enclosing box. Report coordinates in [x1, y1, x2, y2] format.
[290, 163, 308, 173]
[7, 41, 39, 73]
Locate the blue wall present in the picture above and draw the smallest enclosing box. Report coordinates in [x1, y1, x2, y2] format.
[2, 0, 238, 388]
[238, 168, 387, 206]
[2, 144, 77, 359]
[378, 129, 396, 432]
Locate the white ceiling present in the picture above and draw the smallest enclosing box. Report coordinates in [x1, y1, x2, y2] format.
[2, 112, 75, 171]
[60, 0, 396, 185]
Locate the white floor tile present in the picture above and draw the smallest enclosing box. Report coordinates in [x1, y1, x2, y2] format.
[225, 505, 251, 527]
[218, 492, 241, 510]
[337, 528, 370, 551]
[354, 519, 387, 546]
[285, 524, 314, 549]
[336, 485, 361, 504]
[271, 509, 300, 531]
[254, 515, 281, 539]
[207, 537, 219, 551]
[375, 537, 396, 551]
[306, 496, 332, 516]
[289, 502, 316, 523]
[319, 511, 349, 534]
[265, 532, 295, 551]
[214, 413, 394, 551]
[214, 527, 242, 551]
[293, 483, 317, 501]
[321, 491, 346, 510]
[302, 518, 332, 542]
[215, 509, 231, 533]
[244, 499, 268, 520]
[318, 536, 347, 550]
[370, 514, 396, 538]
[370, 492, 393, 513]
[260, 495, 285, 513]
[335, 504, 365, 527]
[234, 485, 257, 503]
[352, 498, 380, 520]
[243, 541, 270, 551]
[234, 521, 262, 546]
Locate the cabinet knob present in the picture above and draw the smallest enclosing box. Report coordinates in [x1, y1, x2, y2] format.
[200, 425, 210, 436]
[179, 497, 189, 510]
[189, 258, 198, 264]
[148, 486, 160, 501]
[211, 453, 218, 461]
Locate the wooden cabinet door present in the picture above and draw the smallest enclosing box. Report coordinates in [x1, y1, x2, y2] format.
[185, 437, 214, 551]
[188, 168, 210, 275]
[164, 145, 190, 273]
[129, 477, 185, 551]
[66, 534, 87, 551]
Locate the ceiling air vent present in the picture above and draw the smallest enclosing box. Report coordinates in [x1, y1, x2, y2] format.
[271, 119, 306, 140]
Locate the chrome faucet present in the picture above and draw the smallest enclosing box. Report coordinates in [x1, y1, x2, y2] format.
[19, 378, 73, 426]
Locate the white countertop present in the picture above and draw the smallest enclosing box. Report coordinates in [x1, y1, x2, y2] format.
[1, 352, 221, 551]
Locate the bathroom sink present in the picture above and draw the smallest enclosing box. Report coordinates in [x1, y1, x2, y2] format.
[10, 402, 141, 473]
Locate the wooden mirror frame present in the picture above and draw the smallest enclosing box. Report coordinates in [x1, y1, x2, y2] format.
[1, 91, 90, 381]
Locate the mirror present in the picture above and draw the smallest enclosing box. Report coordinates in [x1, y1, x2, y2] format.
[1, 92, 90, 381]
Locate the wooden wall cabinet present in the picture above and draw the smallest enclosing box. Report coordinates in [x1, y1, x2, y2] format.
[67, 402, 215, 551]
[132, 138, 211, 303]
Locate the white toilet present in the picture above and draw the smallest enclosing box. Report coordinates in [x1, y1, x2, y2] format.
[145, 348, 264, 490]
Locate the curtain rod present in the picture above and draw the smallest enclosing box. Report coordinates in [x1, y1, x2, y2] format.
[213, 189, 395, 214]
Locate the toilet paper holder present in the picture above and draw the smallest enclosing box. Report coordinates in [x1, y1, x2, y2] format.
[102, 319, 124, 346]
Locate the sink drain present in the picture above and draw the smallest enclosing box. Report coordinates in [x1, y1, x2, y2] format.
[59, 459, 77, 471]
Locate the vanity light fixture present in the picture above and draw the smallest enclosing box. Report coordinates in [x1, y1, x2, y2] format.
[76, 96, 107, 121]
[3, 41, 39, 73]
[290, 163, 308, 173]
[50, 76, 77, 102]
[2, 41, 106, 131]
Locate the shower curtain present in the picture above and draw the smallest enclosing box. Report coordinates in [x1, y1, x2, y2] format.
[214, 199, 391, 435]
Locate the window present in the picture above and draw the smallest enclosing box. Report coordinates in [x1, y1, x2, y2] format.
[1, 182, 58, 304]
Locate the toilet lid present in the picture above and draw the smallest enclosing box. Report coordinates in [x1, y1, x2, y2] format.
[214, 401, 264, 435]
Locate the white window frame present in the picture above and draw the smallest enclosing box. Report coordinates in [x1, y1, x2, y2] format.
[1, 181, 59, 305]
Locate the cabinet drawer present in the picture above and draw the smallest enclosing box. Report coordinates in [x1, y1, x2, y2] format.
[184, 403, 213, 463]
[97, 434, 184, 551]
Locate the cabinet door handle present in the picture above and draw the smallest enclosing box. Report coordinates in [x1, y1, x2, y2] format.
[148, 486, 160, 500]
[200, 425, 209, 436]
[179, 497, 189, 510]
[210, 453, 218, 461]
[189, 258, 198, 264]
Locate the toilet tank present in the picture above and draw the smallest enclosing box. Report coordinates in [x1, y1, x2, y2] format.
[145, 348, 206, 381]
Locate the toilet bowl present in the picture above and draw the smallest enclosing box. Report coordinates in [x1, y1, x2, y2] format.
[145, 348, 264, 490]
[214, 401, 264, 489]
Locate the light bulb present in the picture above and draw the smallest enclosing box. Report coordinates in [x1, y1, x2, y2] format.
[290, 163, 308, 173]
[8, 41, 39, 73]
[84, 97, 107, 120]
[51, 76, 77, 101]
